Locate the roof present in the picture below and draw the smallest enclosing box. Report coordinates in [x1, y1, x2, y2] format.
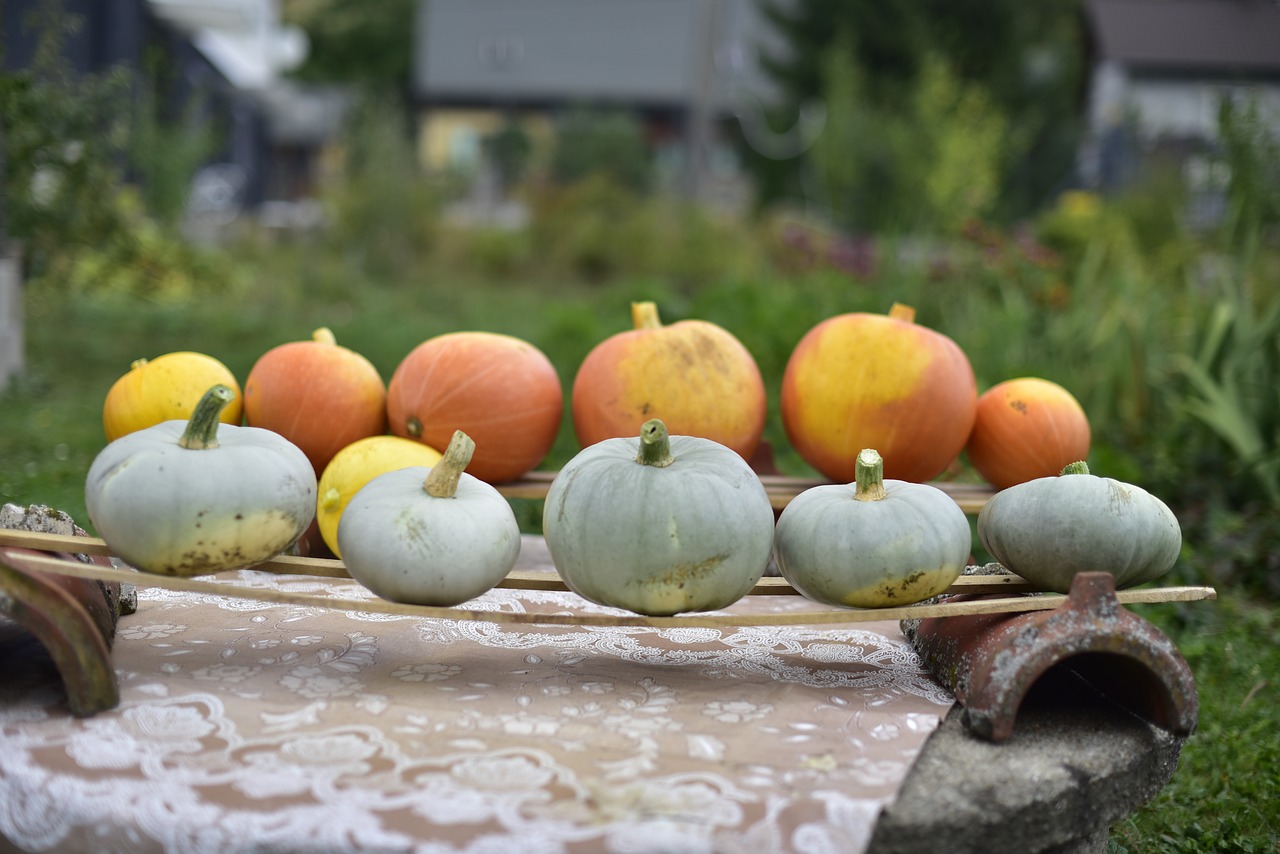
[149, 0, 308, 90]
[413, 0, 783, 110]
[1085, 0, 1280, 75]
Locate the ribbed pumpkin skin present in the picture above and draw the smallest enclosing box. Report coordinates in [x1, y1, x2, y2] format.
[781, 309, 977, 482]
[572, 308, 767, 460]
[316, 435, 443, 557]
[85, 421, 316, 577]
[775, 479, 971, 608]
[338, 466, 520, 606]
[966, 378, 1091, 489]
[244, 331, 387, 476]
[103, 352, 242, 442]
[386, 332, 563, 484]
[977, 473, 1181, 593]
[543, 434, 775, 616]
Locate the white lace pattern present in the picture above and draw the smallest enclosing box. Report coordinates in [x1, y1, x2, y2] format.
[0, 539, 953, 853]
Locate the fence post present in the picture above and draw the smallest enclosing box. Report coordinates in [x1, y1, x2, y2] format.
[0, 243, 23, 391]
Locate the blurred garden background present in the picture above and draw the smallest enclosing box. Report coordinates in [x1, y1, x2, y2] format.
[1, 1, 1278, 849]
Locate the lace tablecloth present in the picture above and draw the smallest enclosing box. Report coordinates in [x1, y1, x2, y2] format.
[0, 537, 955, 854]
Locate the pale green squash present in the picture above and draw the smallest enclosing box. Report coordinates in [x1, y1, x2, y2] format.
[543, 419, 775, 617]
[774, 448, 971, 608]
[338, 430, 521, 606]
[85, 384, 316, 576]
[977, 460, 1181, 592]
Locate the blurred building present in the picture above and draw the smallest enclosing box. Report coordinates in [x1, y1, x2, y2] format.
[1080, 0, 1280, 217]
[411, 0, 794, 215]
[1, 0, 337, 223]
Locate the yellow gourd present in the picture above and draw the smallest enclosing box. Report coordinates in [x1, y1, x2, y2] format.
[316, 435, 443, 557]
[103, 351, 242, 441]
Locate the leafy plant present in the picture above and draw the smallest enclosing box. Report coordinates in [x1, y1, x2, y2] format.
[810, 45, 1010, 234]
[0, 3, 132, 270]
[549, 108, 652, 192]
[1216, 95, 1280, 248]
[128, 51, 220, 228]
[1173, 275, 1280, 507]
[322, 94, 442, 276]
[1, 1, 240, 299]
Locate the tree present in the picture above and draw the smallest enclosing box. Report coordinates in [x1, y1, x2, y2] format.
[749, 0, 1086, 223]
[283, 0, 417, 93]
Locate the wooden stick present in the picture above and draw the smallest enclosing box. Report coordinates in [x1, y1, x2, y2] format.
[2, 546, 1217, 630]
[497, 473, 998, 514]
[0, 529, 1036, 595]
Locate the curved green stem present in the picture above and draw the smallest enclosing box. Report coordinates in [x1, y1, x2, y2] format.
[636, 419, 675, 468]
[853, 448, 888, 501]
[312, 327, 337, 346]
[1061, 460, 1090, 476]
[178, 384, 235, 450]
[425, 430, 474, 497]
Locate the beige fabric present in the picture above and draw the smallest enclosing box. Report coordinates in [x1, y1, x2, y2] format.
[0, 537, 953, 853]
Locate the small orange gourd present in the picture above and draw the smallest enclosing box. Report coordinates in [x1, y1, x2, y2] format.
[386, 331, 563, 483]
[243, 328, 388, 476]
[966, 377, 1091, 489]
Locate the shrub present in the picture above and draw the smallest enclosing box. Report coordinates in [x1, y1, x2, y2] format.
[322, 95, 442, 276]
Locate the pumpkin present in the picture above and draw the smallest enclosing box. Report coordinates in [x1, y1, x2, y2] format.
[571, 301, 767, 459]
[977, 461, 1182, 593]
[338, 430, 521, 606]
[386, 331, 563, 483]
[780, 303, 977, 482]
[543, 418, 775, 616]
[243, 327, 388, 475]
[774, 448, 971, 608]
[86, 384, 317, 576]
[103, 351, 242, 442]
[316, 434, 443, 558]
[966, 377, 1091, 489]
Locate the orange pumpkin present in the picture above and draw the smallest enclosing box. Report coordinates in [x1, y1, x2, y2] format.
[966, 377, 1091, 489]
[243, 328, 388, 475]
[571, 301, 767, 460]
[386, 331, 563, 483]
[781, 303, 977, 483]
[103, 351, 242, 442]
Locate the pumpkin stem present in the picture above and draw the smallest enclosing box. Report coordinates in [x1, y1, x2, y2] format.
[888, 303, 917, 323]
[631, 301, 663, 330]
[1061, 460, 1090, 476]
[425, 430, 474, 497]
[321, 487, 342, 513]
[853, 448, 888, 501]
[312, 327, 337, 346]
[130, 358, 148, 371]
[636, 418, 675, 468]
[178, 384, 235, 450]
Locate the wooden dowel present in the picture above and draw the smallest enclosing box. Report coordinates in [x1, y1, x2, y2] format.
[2, 544, 1217, 630]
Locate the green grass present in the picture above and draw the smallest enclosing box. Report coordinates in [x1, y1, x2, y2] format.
[2, 240, 1277, 851]
[1112, 594, 1279, 852]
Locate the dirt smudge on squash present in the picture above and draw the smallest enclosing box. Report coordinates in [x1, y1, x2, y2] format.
[646, 553, 729, 590]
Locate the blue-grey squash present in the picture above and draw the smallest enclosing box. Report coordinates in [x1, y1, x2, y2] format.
[85, 384, 316, 576]
[977, 461, 1181, 592]
[338, 430, 521, 606]
[773, 448, 971, 608]
[543, 419, 775, 617]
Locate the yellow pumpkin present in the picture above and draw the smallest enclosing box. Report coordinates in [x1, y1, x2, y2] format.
[781, 303, 977, 483]
[571, 301, 767, 460]
[103, 352, 242, 442]
[316, 435, 443, 557]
